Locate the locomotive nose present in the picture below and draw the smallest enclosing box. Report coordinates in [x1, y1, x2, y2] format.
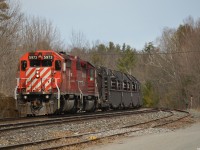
[26, 67, 52, 93]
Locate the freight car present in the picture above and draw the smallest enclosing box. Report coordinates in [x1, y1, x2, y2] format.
[15, 50, 142, 116]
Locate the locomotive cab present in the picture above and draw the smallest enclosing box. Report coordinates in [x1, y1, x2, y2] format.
[15, 50, 99, 116]
[15, 50, 64, 116]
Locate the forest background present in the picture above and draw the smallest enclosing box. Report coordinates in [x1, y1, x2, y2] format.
[1, 0, 200, 117]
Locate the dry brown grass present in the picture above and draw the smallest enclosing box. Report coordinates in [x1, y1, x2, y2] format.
[0, 93, 18, 118]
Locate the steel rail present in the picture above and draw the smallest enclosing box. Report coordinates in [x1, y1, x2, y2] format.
[0, 108, 173, 150]
[0, 108, 159, 132]
[153, 109, 190, 128]
[40, 109, 190, 150]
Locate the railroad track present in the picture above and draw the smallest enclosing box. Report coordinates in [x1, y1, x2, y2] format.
[0, 108, 158, 132]
[0, 108, 190, 150]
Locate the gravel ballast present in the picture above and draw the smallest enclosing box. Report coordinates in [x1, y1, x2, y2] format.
[0, 109, 196, 149]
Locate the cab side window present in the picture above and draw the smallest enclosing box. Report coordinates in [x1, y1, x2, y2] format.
[55, 60, 61, 70]
[76, 59, 81, 70]
[90, 69, 94, 81]
[21, 60, 27, 71]
[66, 59, 71, 68]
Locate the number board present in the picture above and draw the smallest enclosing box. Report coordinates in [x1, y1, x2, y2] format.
[28, 55, 38, 60]
[43, 55, 53, 60]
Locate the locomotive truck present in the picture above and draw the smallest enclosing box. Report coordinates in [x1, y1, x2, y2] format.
[15, 50, 142, 116]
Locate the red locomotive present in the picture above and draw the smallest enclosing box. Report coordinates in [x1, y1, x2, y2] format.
[15, 50, 142, 116]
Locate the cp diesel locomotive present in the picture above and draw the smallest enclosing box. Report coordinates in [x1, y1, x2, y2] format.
[15, 50, 142, 116]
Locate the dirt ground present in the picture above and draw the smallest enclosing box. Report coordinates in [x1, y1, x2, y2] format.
[87, 122, 200, 150]
[0, 93, 17, 118]
[86, 110, 200, 150]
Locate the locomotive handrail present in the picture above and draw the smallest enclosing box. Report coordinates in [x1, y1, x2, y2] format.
[14, 78, 20, 100]
[14, 78, 20, 110]
[55, 78, 61, 109]
[78, 81, 83, 109]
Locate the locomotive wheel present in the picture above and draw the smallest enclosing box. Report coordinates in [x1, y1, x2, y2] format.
[101, 107, 109, 111]
[58, 97, 65, 114]
[119, 103, 124, 109]
[54, 109, 62, 115]
[111, 104, 120, 110]
[87, 103, 96, 112]
[61, 95, 76, 113]
[70, 99, 77, 114]
[85, 99, 96, 112]
[53, 97, 63, 115]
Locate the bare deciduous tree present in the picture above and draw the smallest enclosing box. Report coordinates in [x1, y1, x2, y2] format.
[0, 0, 23, 95]
[133, 17, 200, 109]
[20, 16, 64, 52]
[69, 30, 89, 49]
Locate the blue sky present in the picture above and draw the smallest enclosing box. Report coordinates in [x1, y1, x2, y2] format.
[19, 0, 200, 50]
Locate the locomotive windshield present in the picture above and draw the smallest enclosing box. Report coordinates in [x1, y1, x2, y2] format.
[30, 60, 52, 67]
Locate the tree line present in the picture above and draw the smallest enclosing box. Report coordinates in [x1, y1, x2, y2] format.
[0, 0, 64, 95]
[1, 1, 200, 109]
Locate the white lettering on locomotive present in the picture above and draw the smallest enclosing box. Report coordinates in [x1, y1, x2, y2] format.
[29, 56, 37, 59]
[43, 55, 53, 59]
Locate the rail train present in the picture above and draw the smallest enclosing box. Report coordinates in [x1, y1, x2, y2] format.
[15, 50, 142, 116]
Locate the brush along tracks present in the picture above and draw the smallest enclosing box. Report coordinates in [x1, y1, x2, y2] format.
[0, 109, 190, 150]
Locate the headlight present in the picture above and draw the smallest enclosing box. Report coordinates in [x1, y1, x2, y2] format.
[45, 95, 49, 99]
[36, 74, 40, 78]
[24, 95, 27, 99]
[21, 88, 26, 93]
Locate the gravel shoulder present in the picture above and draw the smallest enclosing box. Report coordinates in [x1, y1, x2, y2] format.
[86, 109, 200, 150]
[0, 109, 197, 149]
[0, 110, 170, 147]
